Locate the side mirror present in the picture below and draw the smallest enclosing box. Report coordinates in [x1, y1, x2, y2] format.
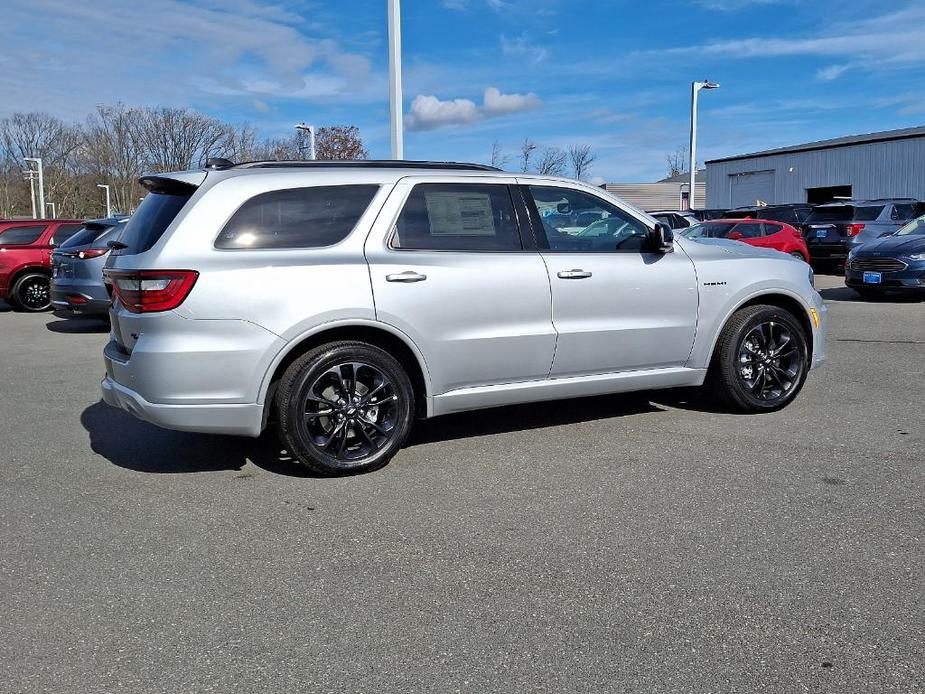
[647, 222, 674, 253]
[727, 231, 743, 240]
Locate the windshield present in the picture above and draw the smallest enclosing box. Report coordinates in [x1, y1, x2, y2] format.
[114, 191, 192, 255]
[895, 214, 925, 236]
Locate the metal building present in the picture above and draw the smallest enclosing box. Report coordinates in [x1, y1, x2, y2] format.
[705, 126, 925, 208]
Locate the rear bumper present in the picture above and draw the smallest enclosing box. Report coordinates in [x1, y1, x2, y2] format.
[101, 375, 264, 436]
[50, 281, 111, 315]
[806, 242, 848, 261]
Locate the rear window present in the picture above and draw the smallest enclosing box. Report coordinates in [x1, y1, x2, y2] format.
[51, 223, 83, 246]
[58, 224, 114, 249]
[0, 224, 47, 245]
[216, 185, 379, 250]
[854, 205, 884, 221]
[115, 191, 192, 255]
[806, 206, 853, 223]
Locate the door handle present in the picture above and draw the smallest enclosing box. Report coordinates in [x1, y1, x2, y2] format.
[386, 271, 427, 283]
[557, 269, 592, 279]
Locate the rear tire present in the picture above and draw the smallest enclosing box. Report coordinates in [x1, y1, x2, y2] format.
[10, 272, 51, 312]
[275, 341, 415, 476]
[706, 304, 809, 413]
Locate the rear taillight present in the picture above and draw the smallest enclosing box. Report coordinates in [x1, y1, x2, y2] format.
[77, 247, 109, 260]
[105, 270, 198, 313]
[846, 223, 865, 237]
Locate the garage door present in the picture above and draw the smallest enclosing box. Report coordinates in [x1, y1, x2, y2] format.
[730, 170, 775, 207]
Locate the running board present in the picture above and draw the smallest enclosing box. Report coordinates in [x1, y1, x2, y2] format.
[429, 367, 707, 417]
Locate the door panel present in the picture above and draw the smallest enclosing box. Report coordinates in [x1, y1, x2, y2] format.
[518, 181, 699, 377]
[365, 179, 556, 395]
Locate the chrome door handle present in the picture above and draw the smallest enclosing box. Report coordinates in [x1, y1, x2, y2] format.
[386, 271, 427, 283]
[557, 269, 592, 279]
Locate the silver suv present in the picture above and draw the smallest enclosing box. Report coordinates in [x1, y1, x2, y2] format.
[101, 160, 827, 475]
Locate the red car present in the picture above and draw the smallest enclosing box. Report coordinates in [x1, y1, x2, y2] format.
[680, 218, 810, 262]
[0, 219, 84, 311]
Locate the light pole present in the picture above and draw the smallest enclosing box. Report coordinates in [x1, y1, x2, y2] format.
[294, 123, 316, 160]
[45, 202, 56, 218]
[97, 184, 112, 217]
[23, 169, 37, 219]
[24, 158, 45, 219]
[388, 0, 404, 159]
[688, 80, 719, 210]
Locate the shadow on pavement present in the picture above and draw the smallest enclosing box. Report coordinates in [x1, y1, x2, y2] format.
[80, 400, 322, 477]
[46, 315, 110, 333]
[819, 286, 925, 303]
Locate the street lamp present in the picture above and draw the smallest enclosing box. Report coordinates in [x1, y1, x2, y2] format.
[24, 158, 45, 219]
[688, 80, 719, 211]
[97, 184, 112, 217]
[388, 0, 403, 159]
[294, 123, 316, 160]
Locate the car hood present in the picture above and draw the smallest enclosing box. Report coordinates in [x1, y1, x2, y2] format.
[856, 234, 925, 256]
[680, 237, 785, 260]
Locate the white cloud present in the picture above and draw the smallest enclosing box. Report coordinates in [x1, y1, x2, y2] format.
[407, 87, 540, 131]
[696, 0, 795, 10]
[816, 64, 850, 81]
[500, 33, 548, 63]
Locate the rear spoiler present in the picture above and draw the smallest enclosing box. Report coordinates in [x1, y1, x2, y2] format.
[137, 170, 206, 195]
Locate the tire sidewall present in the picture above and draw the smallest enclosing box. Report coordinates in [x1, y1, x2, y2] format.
[721, 307, 809, 412]
[278, 343, 415, 475]
[13, 272, 51, 312]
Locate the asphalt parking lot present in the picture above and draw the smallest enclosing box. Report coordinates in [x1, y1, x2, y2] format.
[1, 274, 922, 694]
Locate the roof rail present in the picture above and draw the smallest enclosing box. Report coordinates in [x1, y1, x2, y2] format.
[232, 159, 501, 172]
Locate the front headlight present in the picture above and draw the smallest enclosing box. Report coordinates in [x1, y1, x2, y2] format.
[907, 252, 925, 261]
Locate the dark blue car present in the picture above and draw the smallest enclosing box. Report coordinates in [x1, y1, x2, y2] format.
[845, 213, 925, 297]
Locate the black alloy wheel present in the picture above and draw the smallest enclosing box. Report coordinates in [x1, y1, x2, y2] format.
[12, 272, 51, 312]
[275, 341, 414, 475]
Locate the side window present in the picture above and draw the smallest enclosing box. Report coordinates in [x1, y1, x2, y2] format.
[0, 225, 47, 246]
[392, 183, 522, 251]
[216, 184, 379, 250]
[51, 224, 83, 245]
[763, 223, 783, 235]
[731, 222, 763, 239]
[893, 204, 916, 220]
[526, 186, 649, 253]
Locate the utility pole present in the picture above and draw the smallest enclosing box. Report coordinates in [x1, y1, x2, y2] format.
[97, 184, 112, 217]
[688, 80, 719, 211]
[45, 202, 56, 218]
[24, 158, 45, 219]
[23, 169, 37, 219]
[388, 0, 404, 159]
[295, 123, 316, 160]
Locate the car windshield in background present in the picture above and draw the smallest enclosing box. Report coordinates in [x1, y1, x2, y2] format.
[681, 222, 734, 238]
[114, 191, 192, 255]
[58, 223, 115, 249]
[895, 215, 925, 236]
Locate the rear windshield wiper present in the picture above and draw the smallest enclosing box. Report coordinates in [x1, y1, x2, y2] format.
[107, 240, 128, 250]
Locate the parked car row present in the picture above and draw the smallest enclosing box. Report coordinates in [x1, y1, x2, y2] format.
[649, 199, 925, 297]
[0, 216, 127, 313]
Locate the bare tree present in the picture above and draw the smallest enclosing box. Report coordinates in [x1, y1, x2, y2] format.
[537, 147, 567, 176]
[490, 141, 508, 169]
[665, 146, 688, 178]
[316, 125, 369, 160]
[81, 103, 147, 214]
[132, 107, 227, 171]
[568, 144, 596, 181]
[519, 138, 537, 172]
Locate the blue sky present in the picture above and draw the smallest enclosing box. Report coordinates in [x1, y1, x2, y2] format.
[2, 0, 924, 181]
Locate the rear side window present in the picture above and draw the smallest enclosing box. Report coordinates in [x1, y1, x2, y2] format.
[854, 205, 884, 221]
[51, 224, 84, 246]
[0, 224, 47, 245]
[116, 192, 192, 255]
[216, 185, 379, 250]
[58, 224, 114, 249]
[892, 203, 916, 220]
[733, 222, 763, 239]
[392, 184, 522, 251]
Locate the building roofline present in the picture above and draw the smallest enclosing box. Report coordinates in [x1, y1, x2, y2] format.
[705, 125, 925, 164]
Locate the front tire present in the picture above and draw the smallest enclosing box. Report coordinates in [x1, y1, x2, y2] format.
[707, 304, 809, 413]
[10, 272, 51, 312]
[275, 341, 415, 476]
